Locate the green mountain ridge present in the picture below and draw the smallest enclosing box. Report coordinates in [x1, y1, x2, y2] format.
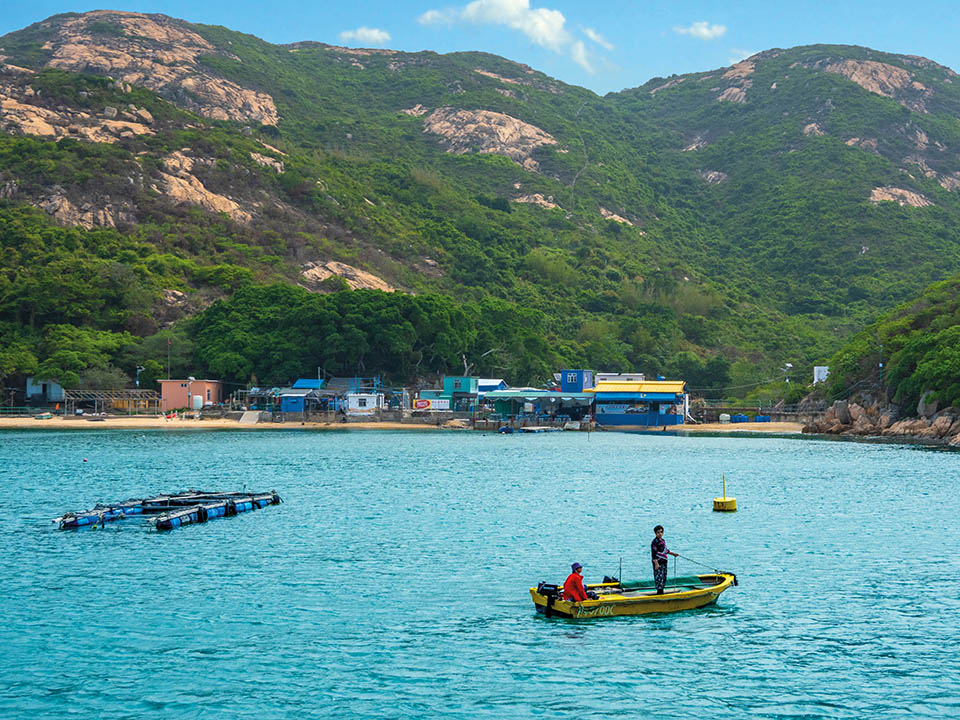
[1, 10, 959, 397]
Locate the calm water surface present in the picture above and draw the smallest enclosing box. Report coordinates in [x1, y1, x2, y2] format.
[1, 429, 958, 719]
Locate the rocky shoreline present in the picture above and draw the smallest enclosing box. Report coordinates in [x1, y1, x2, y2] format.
[802, 399, 960, 447]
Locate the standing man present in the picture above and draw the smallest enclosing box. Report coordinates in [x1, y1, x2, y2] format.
[651, 525, 678, 595]
[563, 562, 588, 602]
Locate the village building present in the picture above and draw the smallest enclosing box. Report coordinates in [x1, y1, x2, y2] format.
[345, 391, 384, 417]
[442, 376, 479, 411]
[158, 379, 223, 412]
[477, 378, 508, 398]
[26, 377, 65, 405]
[483, 370, 596, 422]
[586, 379, 686, 428]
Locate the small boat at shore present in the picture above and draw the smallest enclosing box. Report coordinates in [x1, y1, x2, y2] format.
[530, 573, 737, 618]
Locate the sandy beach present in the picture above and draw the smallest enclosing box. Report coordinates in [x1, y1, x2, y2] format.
[679, 421, 803, 433]
[0, 415, 803, 433]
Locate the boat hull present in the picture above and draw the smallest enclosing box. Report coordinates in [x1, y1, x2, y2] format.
[530, 573, 735, 618]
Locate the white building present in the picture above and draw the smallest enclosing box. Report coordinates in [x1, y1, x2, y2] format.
[345, 392, 384, 416]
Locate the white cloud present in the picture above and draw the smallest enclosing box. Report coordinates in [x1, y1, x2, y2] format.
[461, 0, 570, 52]
[419, 0, 601, 73]
[583, 27, 614, 51]
[570, 40, 593, 73]
[673, 21, 727, 40]
[338, 26, 392, 46]
[418, 9, 456, 25]
[729, 48, 757, 64]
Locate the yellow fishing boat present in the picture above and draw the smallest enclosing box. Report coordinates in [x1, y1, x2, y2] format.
[530, 573, 737, 618]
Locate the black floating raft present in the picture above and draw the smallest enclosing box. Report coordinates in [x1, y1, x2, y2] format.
[55, 489, 282, 531]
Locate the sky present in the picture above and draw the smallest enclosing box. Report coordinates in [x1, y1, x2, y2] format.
[2, 1, 958, 95]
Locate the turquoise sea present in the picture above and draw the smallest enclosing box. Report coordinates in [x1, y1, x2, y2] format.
[2, 429, 959, 719]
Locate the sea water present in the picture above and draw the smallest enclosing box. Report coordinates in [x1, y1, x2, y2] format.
[1, 429, 958, 719]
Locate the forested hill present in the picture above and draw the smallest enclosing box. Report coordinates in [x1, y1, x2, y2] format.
[2, 10, 960, 396]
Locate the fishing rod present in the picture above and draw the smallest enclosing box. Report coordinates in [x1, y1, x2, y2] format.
[674, 553, 739, 586]
[673, 553, 721, 572]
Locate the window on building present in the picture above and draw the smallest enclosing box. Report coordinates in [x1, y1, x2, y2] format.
[454, 379, 463, 390]
[359, 398, 367, 407]
[566, 372, 578, 383]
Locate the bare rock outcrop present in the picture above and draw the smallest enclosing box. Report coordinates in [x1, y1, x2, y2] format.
[422, 107, 558, 171]
[513, 193, 558, 210]
[823, 59, 930, 113]
[599, 207, 632, 225]
[717, 85, 749, 103]
[474, 69, 523, 85]
[156, 151, 251, 223]
[825, 60, 912, 96]
[723, 61, 755, 81]
[0, 75, 155, 143]
[649, 78, 684, 95]
[39, 187, 135, 229]
[698, 170, 729, 184]
[300, 261, 394, 292]
[939, 173, 960, 192]
[400, 104, 429, 116]
[43, 11, 278, 125]
[845, 137, 878, 151]
[250, 152, 284, 174]
[715, 61, 753, 104]
[869, 187, 932, 208]
[803, 123, 824, 136]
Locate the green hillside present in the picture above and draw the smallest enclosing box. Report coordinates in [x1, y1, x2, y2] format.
[826, 274, 960, 412]
[2, 12, 959, 397]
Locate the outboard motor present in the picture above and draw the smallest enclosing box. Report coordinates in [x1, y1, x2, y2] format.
[536, 582, 561, 617]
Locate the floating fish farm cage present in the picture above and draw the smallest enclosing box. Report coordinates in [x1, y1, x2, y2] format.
[54, 490, 282, 531]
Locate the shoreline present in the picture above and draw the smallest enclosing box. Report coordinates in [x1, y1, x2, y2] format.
[0, 416, 804, 433]
[0, 416, 442, 431]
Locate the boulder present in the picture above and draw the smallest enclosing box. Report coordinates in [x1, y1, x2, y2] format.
[917, 391, 938, 418]
[103, 105, 118, 119]
[834, 400, 851, 425]
[852, 414, 878, 435]
[848, 402, 864, 422]
[928, 415, 958, 438]
[947, 418, 960, 438]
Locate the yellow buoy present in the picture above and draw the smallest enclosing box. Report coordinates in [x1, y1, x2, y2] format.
[713, 474, 737, 512]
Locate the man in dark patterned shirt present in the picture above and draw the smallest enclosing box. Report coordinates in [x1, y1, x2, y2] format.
[651, 525, 678, 594]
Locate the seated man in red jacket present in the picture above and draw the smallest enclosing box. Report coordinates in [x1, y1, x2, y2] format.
[563, 562, 588, 602]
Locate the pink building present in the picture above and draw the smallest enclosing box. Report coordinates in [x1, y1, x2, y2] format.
[159, 379, 223, 412]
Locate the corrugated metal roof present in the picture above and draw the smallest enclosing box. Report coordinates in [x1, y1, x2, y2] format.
[478, 378, 507, 388]
[586, 381, 686, 394]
